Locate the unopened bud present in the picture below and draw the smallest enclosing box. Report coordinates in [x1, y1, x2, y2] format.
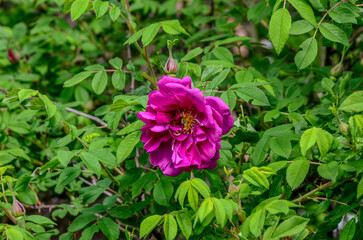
[339, 122, 349, 135]
[330, 62, 343, 77]
[7, 49, 19, 63]
[164, 56, 178, 74]
[228, 183, 239, 194]
[11, 200, 26, 217]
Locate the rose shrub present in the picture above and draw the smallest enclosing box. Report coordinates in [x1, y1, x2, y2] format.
[137, 76, 233, 176]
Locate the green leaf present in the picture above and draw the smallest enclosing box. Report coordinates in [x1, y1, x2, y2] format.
[71, 0, 89, 21]
[317, 161, 339, 182]
[181, 47, 203, 62]
[358, 176, 363, 199]
[6, 228, 23, 240]
[209, 68, 230, 90]
[286, 158, 310, 190]
[109, 5, 120, 22]
[294, 37, 317, 70]
[251, 136, 269, 166]
[63, 71, 93, 87]
[98, 217, 120, 240]
[201, 60, 236, 68]
[142, 23, 161, 46]
[188, 186, 199, 211]
[55, 167, 82, 193]
[88, 149, 117, 166]
[124, 28, 145, 45]
[38, 94, 57, 118]
[288, 0, 317, 27]
[269, 8, 291, 55]
[340, 217, 356, 240]
[329, 5, 357, 24]
[198, 198, 214, 223]
[117, 120, 145, 136]
[319, 23, 349, 46]
[93, 0, 108, 19]
[163, 214, 178, 240]
[316, 128, 333, 157]
[175, 181, 190, 207]
[15, 174, 31, 192]
[212, 198, 226, 226]
[132, 172, 157, 198]
[221, 90, 236, 111]
[18, 89, 38, 103]
[111, 70, 126, 90]
[57, 150, 77, 167]
[176, 213, 192, 240]
[272, 216, 309, 238]
[153, 178, 174, 206]
[109, 57, 123, 70]
[235, 70, 253, 83]
[213, 47, 233, 63]
[300, 128, 317, 155]
[26, 215, 57, 226]
[290, 20, 314, 35]
[109, 206, 133, 219]
[270, 137, 291, 158]
[309, 0, 327, 11]
[80, 225, 99, 240]
[92, 69, 108, 95]
[243, 167, 270, 189]
[190, 178, 210, 199]
[236, 87, 270, 106]
[322, 77, 335, 96]
[250, 209, 266, 237]
[265, 200, 289, 215]
[68, 214, 97, 232]
[140, 215, 163, 238]
[340, 91, 363, 112]
[80, 151, 102, 177]
[116, 131, 141, 163]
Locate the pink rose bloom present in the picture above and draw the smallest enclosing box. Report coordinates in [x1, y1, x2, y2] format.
[137, 76, 234, 176]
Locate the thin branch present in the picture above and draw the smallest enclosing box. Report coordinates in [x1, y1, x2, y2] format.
[292, 181, 333, 203]
[64, 107, 108, 128]
[311, 196, 348, 206]
[313, 0, 345, 38]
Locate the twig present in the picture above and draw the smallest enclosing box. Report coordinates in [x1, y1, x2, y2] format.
[311, 196, 348, 206]
[0, 87, 8, 94]
[292, 181, 333, 203]
[64, 107, 108, 128]
[313, 0, 345, 38]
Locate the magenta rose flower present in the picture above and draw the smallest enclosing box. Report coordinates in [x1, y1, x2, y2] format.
[137, 76, 234, 176]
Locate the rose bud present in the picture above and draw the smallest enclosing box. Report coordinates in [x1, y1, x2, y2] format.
[11, 200, 26, 217]
[339, 122, 349, 135]
[330, 62, 343, 77]
[164, 55, 178, 74]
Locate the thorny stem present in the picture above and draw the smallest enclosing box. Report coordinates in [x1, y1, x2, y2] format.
[311, 196, 348, 206]
[283, 0, 287, 9]
[313, 0, 345, 38]
[292, 181, 333, 203]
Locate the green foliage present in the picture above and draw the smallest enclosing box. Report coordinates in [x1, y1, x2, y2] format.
[0, 0, 362, 239]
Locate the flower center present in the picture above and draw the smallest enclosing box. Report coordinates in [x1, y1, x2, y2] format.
[171, 110, 199, 135]
[180, 111, 199, 134]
